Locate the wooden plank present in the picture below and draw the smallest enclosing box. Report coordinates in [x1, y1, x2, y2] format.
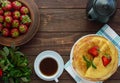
[39, 9, 103, 32]
[34, 0, 120, 9]
[38, 9, 120, 33]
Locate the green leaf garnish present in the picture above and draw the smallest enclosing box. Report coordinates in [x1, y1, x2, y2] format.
[83, 56, 97, 69]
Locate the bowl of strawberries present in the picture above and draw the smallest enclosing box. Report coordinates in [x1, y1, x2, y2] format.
[0, 0, 40, 46]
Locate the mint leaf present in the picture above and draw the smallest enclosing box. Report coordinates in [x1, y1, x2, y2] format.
[3, 47, 9, 56]
[83, 56, 91, 68]
[83, 56, 97, 69]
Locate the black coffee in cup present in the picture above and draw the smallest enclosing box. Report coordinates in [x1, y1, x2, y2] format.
[39, 58, 58, 76]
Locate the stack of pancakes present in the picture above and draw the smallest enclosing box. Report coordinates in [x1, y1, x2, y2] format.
[72, 35, 118, 81]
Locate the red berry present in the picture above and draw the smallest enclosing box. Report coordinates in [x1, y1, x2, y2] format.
[11, 28, 19, 38]
[12, 19, 19, 28]
[4, 11, 12, 16]
[0, 8, 4, 15]
[0, 69, 3, 77]
[12, 1, 22, 10]
[20, 6, 29, 14]
[102, 56, 111, 67]
[19, 24, 28, 34]
[0, 15, 4, 23]
[2, 1, 12, 11]
[2, 28, 10, 37]
[13, 10, 21, 19]
[88, 46, 99, 57]
[3, 22, 11, 28]
[5, 16, 13, 23]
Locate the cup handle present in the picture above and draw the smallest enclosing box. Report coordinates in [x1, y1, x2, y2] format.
[54, 78, 59, 82]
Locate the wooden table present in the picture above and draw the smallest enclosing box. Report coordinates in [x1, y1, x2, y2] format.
[4, 0, 120, 83]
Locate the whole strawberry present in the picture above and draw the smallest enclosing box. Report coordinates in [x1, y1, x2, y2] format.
[2, 28, 10, 37]
[4, 11, 12, 16]
[20, 15, 31, 26]
[19, 24, 28, 34]
[0, 8, 4, 15]
[20, 6, 29, 14]
[13, 10, 21, 19]
[0, 15, 4, 23]
[12, 19, 19, 28]
[5, 16, 13, 23]
[12, 1, 22, 10]
[3, 22, 11, 28]
[0, 23, 3, 31]
[2, 1, 12, 11]
[11, 28, 19, 38]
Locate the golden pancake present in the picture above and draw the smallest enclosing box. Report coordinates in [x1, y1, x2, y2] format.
[71, 34, 118, 81]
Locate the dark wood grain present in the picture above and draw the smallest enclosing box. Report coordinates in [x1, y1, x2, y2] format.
[1, 0, 120, 83]
[34, 0, 120, 9]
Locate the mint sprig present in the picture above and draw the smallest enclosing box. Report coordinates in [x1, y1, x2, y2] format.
[83, 56, 97, 69]
[0, 46, 32, 83]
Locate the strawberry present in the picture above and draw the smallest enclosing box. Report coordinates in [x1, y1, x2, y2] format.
[0, 23, 3, 31]
[2, 28, 10, 37]
[20, 6, 29, 14]
[20, 15, 31, 26]
[13, 10, 21, 19]
[102, 55, 111, 66]
[0, 8, 4, 15]
[0, 69, 3, 77]
[12, 19, 19, 28]
[88, 46, 99, 57]
[19, 24, 28, 34]
[2, 1, 12, 11]
[11, 28, 19, 38]
[0, 15, 4, 22]
[5, 16, 13, 23]
[3, 22, 11, 28]
[12, 1, 22, 10]
[4, 11, 12, 16]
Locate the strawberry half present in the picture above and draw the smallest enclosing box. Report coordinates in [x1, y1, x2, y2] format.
[88, 46, 99, 57]
[102, 55, 111, 67]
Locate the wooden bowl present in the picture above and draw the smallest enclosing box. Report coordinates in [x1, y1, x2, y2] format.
[0, 0, 40, 46]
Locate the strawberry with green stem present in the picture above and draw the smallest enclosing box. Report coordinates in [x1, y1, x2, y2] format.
[2, 1, 12, 11]
[20, 15, 31, 26]
[19, 24, 28, 34]
[11, 28, 19, 38]
[13, 10, 21, 19]
[4, 11, 12, 16]
[3, 22, 11, 28]
[12, 19, 19, 28]
[5, 15, 13, 23]
[20, 6, 29, 14]
[2, 28, 10, 37]
[12, 1, 22, 10]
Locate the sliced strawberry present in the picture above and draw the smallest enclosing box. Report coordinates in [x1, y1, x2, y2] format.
[102, 55, 111, 67]
[88, 46, 99, 57]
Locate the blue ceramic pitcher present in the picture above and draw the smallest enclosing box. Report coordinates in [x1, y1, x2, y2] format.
[87, 0, 117, 23]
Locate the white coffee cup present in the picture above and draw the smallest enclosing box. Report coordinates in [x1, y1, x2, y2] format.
[34, 50, 64, 82]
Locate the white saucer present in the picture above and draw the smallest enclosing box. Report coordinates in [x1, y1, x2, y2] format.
[34, 50, 64, 82]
